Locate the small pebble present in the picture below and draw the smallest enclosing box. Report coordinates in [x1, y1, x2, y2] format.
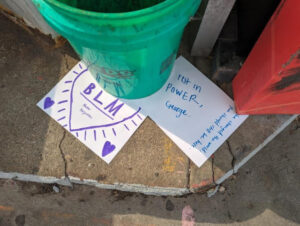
[219, 186, 226, 193]
[231, 175, 237, 180]
[53, 185, 60, 193]
[88, 163, 94, 167]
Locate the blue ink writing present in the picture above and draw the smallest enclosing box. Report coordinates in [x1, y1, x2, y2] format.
[189, 94, 198, 104]
[192, 140, 202, 148]
[177, 74, 191, 85]
[80, 108, 92, 119]
[193, 84, 202, 93]
[82, 83, 124, 118]
[137, 114, 142, 120]
[83, 83, 96, 95]
[165, 83, 200, 104]
[211, 135, 219, 141]
[132, 120, 137, 126]
[80, 92, 114, 120]
[182, 91, 188, 100]
[68, 69, 142, 132]
[215, 113, 226, 127]
[104, 99, 124, 117]
[200, 132, 208, 139]
[83, 104, 90, 111]
[57, 116, 66, 122]
[93, 90, 103, 105]
[58, 100, 68, 104]
[206, 125, 215, 134]
[124, 124, 130, 131]
[165, 100, 188, 118]
[191, 105, 242, 154]
[201, 142, 212, 153]
[218, 120, 232, 136]
[227, 105, 234, 112]
[233, 114, 239, 119]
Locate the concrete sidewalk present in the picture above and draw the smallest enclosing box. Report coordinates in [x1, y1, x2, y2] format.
[0, 121, 299, 226]
[0, 12, 297, 196]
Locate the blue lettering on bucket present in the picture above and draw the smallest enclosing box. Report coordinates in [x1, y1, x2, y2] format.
[160, 51, 176, 74]
[98, 67, 136, 79]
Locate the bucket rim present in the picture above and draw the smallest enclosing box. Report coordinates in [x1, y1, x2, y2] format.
[43, 0, 182, 19]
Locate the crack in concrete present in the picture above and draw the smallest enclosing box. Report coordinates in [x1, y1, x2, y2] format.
[64, 55, 70, 71]
[58, 130, 73, 188]
[295, 116, 300, 129]
[211, 157, 216, 185]
[226, 140, 236, 172]
[186, 159, 191, 189]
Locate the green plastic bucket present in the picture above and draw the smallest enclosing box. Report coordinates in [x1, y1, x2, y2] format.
[33, 0, 201, 99]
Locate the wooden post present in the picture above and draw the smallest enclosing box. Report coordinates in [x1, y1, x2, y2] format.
[191, 0, 236, 57]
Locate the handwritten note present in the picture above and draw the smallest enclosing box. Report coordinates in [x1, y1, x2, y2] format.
[125, 57, 248, 167]
[38, 57, 247, 167]
[37, 63, 145, 164]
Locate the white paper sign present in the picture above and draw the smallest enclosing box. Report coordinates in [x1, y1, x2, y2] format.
[37, 63, 145, 164]
[125, 57, 248, 167]
[38, 57, 247, 167]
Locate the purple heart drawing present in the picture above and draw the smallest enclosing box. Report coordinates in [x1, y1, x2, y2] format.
[44, 97, 55, 109]
[102, 141, 116, 157]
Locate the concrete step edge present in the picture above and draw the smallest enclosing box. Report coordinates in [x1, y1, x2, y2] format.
[1, 115, 297, 197]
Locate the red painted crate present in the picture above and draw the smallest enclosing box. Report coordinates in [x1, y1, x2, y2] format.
[233, 0, 300, 114]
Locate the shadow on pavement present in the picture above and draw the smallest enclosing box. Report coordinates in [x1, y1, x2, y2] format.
[0, 12, 79, 177]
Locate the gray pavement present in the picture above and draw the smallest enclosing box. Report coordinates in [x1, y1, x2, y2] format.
[0, 8, 299, 226]
[0, 10, 298, 195]
[0, 120, 299, 226]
